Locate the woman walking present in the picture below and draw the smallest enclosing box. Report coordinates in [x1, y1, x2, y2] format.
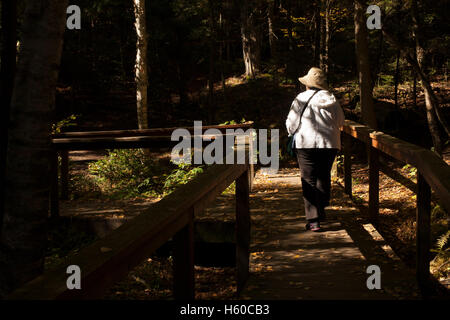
[286, 67, 345, 232]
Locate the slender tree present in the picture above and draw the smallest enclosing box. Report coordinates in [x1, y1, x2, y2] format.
[208, 0, 216, 123]
[411, 0, 422, 109]
[267, 0, 278, 59]
[394, 50, 400, 109]
[0, 0, 68, 297]
[241, 0, 262, 78]
[321, 0, 332, 75]
[312, 2, 321, 66]
[354, 0, 377, 129]
[133, 0, 149, 129]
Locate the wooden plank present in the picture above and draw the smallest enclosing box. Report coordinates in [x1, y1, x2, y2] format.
[60, 150, 69, 200]
[52, 122, 254, 139]
[368, 146, 379, 221]
[50, 151, 59, 218]
[236, 169, 250, 295]
[343, 132, 352, 196]
[52, 133, 247, 152]
[416, 172, 431, 294]
[9, 161, 247, 299]
[173, 207, 195, 300]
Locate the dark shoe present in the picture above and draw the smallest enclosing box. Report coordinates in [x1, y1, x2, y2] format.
[310, 221, 321, 232]
[305, 222, 311, 230]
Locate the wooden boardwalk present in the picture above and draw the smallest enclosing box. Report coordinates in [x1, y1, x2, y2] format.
[237, 169, 421, 300]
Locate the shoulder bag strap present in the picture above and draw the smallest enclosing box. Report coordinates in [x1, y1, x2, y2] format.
[298, 90, 319, 121]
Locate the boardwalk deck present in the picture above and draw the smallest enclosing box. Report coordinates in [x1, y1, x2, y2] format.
[238, 169, 421, 300]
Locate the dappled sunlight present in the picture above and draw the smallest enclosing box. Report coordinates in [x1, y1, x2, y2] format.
[239, 168, 421, 299]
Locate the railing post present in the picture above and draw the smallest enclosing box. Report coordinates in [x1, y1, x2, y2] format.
[173, 208, 195, 300]
[248, 132, 255, 190]
[343, 132, 352, 195]
[368, 146, 379, 221]
[60, 150, 69, 200]
[416, 172, 431, 295]
[50, 150, 59, 218]
[236, 168, 250, 295]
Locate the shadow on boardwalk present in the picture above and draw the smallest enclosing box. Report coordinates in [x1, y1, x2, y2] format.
[238, 169, 421, 300]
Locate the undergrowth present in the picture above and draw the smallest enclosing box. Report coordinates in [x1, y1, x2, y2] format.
[72, 149, 207, 199]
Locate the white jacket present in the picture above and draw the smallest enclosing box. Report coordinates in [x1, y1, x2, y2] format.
[286, 89, 345, 150]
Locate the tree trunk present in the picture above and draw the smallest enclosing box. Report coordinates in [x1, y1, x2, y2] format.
[374, 30, 383, 87]
[241, 0, 261, 78]
[208, 0, 216, 123]
[0, 0, 17, 235]
[0, 0, 68, 297]
[412, 0, 449, 151]
[134, 0, 148, 129]
[313, 3, 321, 66]
[413, 71, 417, 108]
[319, 1, 326, 71]
[394, 50, 400, 109]
[411, 0, 425, 68]
[286, 0, 293, 53]
[324, 0, 331, 74]
[354, 0, 377, 129]
[219, 12, 227, 102]
[268, 0, 277, 59]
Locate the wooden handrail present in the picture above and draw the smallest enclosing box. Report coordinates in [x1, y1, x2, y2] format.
[52, 133, 246, 151]
[9, 154, 251, 299]
[52, 122, 254, 139]
[341, 119, 450, 213]
[340, 119, 450, 295]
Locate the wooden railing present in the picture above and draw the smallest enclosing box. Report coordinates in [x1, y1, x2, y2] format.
[50, 122, 254, 217]
[9, 147, 252, 299]
[340, 119, 450, 293]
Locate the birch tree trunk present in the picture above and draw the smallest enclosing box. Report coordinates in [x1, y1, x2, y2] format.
[0, 0, 68, 297]
[134, 0, 148, 129]
[354, 0, 377, 129]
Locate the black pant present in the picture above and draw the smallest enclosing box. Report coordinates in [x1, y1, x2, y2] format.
[296, 148, 338, 222]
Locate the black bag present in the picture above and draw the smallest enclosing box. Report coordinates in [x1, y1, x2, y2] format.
[286, 90, 319, 157]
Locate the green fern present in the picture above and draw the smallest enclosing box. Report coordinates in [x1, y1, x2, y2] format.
[436, 230, 450, 251]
